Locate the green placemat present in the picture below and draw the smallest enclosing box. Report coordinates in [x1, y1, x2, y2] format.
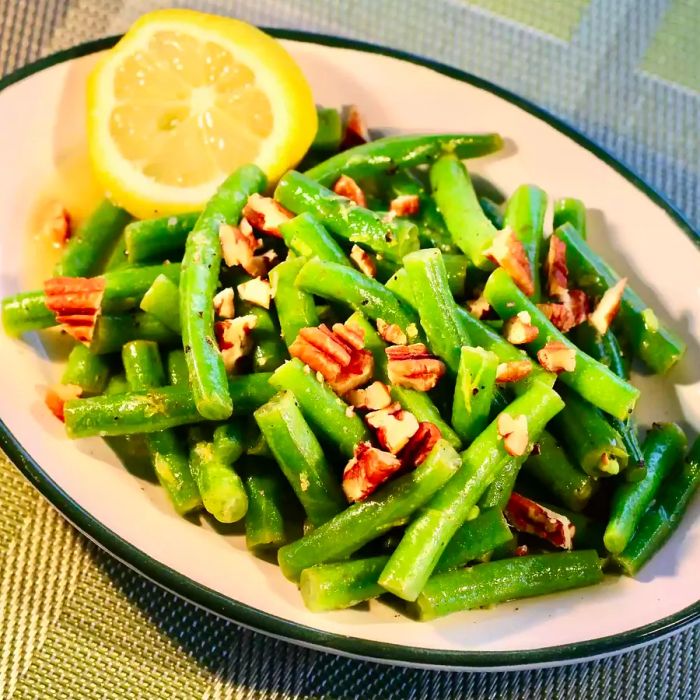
[1, 2, 698, 698]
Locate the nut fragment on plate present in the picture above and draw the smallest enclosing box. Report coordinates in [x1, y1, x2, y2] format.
[333, 175, 366, 207]
[505, 492, 575, 549]
[341, 104, 369, 149]
[242, 194, 292, 237]
[400, 421, 441, 467]
[365, 402, 420, 454]
[496, 413, 529, 456]
[44, 276, 106, 344]
[537, 341, 576, 374]
[218, 222, 263, 276]
[588, 278, 627, 335]
[503, 311, 539, 344]
[545, 235, 568, 300]
[389, 194, 421, 217]
[468, 293, 491, 320]
[331, 321, 365, 350]
[237, 277, 271, 309]
[45, 383, 83, 421]
[347, 381, 393, 411]
[376, 318, 407, 345]
[350, 245, 376, 278]
[342, 442, 402, 502]
[214, 315, 257, 372]
[386, 343, 446, 391]
[496, 360, 533, 384]
[41, 201, 71, 246]
[485, 227, 534, 297]
[213, 287, 235, 318]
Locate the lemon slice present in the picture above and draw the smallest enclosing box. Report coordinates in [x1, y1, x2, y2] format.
[87, 9, 317, 219]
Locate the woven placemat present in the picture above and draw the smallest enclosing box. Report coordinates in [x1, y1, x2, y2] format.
[1, 1, 698, 698]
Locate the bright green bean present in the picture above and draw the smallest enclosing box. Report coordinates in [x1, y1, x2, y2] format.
[452, 346, 498, 443]
[140, 273, 181, 333]
[125, 211, 200, 264]
[61, 343, 110, 395]
[279, 213, 350, 266]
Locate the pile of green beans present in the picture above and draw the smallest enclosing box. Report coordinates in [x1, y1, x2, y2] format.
[4, 122, 696, 624]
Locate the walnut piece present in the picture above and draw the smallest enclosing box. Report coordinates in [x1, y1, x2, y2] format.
[389, 194, 420, 217]
[341, 105, 369, 149]
[346, 381, 393, 411]
[400, 421, 441, 467]
[45, 383, 83, 422]
[376, 318, 407, 345]
[545, 235, 569, 300]
[350, 245, 376, 278]
[44, 276, 106, 344]
[342, 442, 402, 502]
[496, 360, 533, 384]
[237, 278, 271, 309]
[214, 315, 257, 372]
[213, 288, 235, 319]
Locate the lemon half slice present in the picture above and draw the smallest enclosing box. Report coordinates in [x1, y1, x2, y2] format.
[87, 9, 317, 218]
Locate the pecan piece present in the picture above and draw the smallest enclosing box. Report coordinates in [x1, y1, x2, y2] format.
[242, 194, 293, 237]
[386, 343, 446, 391]
[45, 383, 82, 422]
[213, 288, 235, 319]
[331, 321, 365, 351]
[350, 245, 376, 278]
[236, 277, 271, 309]
[503, 311, 539, 344]
[376, 318, 407, 345]
[342, 442, 402, 502]
[537, 302, 576, 333]
[505, 492, 575, 550]
[341, 105, 369, 149]
[44, 276, 105, 344]
[468, 293, 491, 320]
[589, 278, 627, 335]
[537, 341, 576, 374]
[389, 194, 420, 217]
[545, 235, 568, 300]
[42, 202, 71, 247]
[215, 315, 257, 372]
[496, 360, 533, 384]
[299, 325, 353, 366]
[497, 413, 529, 457]
[366, 403, 420, 454]
[347, 381, 392, 411]
[333, 175, 366, 207]
[331, 349, 374, 395]
[218, 222, 262, 276]
[485, 227, 534, 297]
[400, 421, 441, 468]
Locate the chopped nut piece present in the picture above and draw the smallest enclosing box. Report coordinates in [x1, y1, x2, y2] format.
[568, 289, 590, 326]
[214, 315, 257, 372]
[386, 343, 446, 391]
[42, 202, 71, 247]
[342, 442, 401, 502]
[485, 227, 534, 296]
[537, 341, 576, 373]
[505, 492, 575, 549]
[331, 321, 365, 351]
[333, 175, 366, 207]
[545, 235, 569, 299]
[376, 318, 407, 345]
[468, 294, 491, 320]
[400, 421, 441, 467]
[514, 544, 529, 557]
[389, 194, 420, 217]
[44, 276, 106, 344]
[237, 277, 271, 309]
[350, 244, 376, 278]
[299, 325, 353, 366]
[345, 405, 355, 418]
[496, 360, 533, 384]
[239, 217, 254, 238]
[341, 105, 369, 149]
[213, 287, 235, 318]
[347, 381, 393, 411]
[331, 349, 374, 395]
[589, 278, 627, 335]
[497, 413, 529, 457]
[366, 403, 420, 454]
[242, 194, 292, 237]
[45, 383, 82, 421]
[537, 302, 576, 333]
[218, 223, 262, 275]
[503, 311, 539, 344]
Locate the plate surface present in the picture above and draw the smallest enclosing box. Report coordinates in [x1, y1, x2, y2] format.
[0, 33, 698, 671]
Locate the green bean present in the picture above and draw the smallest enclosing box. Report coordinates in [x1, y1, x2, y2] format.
[166, 349, 189, 386]
[550, 388, 628, 477]
[430, 155, 498, 270]
[255, 391, 345, 527]
[90, 312, 179, 355]
[64, 373, 275, 438]
[275, 171, 419, 262]
[504, 185, 547, 300]
[385, 254, 469, 302]
[478, 196, 504, 230]
[277, 439, 461, 581]
[61, 343, 110, 395]
[418, 198, 460, 254]
[269, 359, 370, 458]
[604, 423, 687, 554]
[378, 382, 564, 601]
[305, 133, 503, 186]
[556, 223, 685, 374]
[140, 273, 181, 333]
[241, 304, 288, 373]
[1, 290, 56, 336]
[484, 268, 639, 419]
[269, 257, 320, 346]
[413, 551, 603, 620]
[310, 106, 343, 152]
[434, 509, 513, 573]
[181, 164, 266, 420]
[125, 211, 200, 264]
[522, 430, 595, 511]
[103, 232, 130, 272]
[553, 198, 586, 239]
[300, 556, 388, 612]
[121, 341, 201, 515]
[403, 249, 470, 372]
[295, 258, 421, 341]
[452, 346, 498, 443]
[279, 213, 350, 266]
[54, 199, 132, 277]
[478, 459, 521, 509]
[614, 437, 700, 575]
[212, 422, 246, 465]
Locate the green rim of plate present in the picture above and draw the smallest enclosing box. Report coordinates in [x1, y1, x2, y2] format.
[0, 31, 697, 671]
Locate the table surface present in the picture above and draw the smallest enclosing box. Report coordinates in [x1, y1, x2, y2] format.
[1, 1, 698, 698]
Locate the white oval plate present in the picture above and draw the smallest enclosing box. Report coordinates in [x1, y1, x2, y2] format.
[0, 33, 698, 671]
